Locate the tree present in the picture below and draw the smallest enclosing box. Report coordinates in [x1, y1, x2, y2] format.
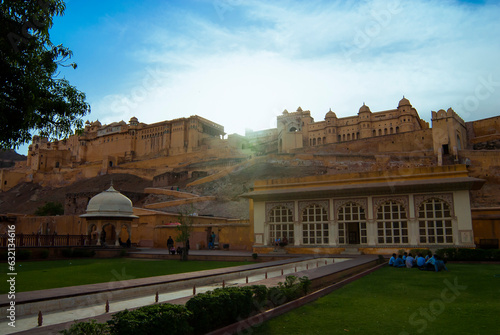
[176, 209, 194, 261]
[35, 201, 64, 216]
[0, 0, 90, 150]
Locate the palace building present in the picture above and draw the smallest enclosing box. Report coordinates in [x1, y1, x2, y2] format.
[242, 165, 485, 254]
[26, 115, 226, 172]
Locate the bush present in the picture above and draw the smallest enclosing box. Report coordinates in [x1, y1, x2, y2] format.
[186, 286, 255, 334]
[72, 248, 96, 258]
[409, 248, 431, 257]
[40, 249, 50, 259]
[17, 249, 32, 260]
[436, 248, 500, 261]
[107, 304, 192, 335]
[35, 201, 64, 216]
[252, 253, 258, 259]
[276, 275, 311, 302]
[61, 248, 95, 258]
[60, 319, 109, 335]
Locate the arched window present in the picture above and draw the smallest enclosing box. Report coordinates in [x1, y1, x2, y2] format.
[301, 204, 329, 245]
[378, 129, 382, 136]
[418, 199, 453, 244]
[376, 200, 408, 244]
[317, 137, 322, 145]
[338, 202, 367, 244]
[313, 138, 316, 146]
[268, 206, 294, 244]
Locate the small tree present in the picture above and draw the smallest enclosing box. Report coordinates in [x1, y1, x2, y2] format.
[176, 209, 193, 261]
[35, 201, 64, 216]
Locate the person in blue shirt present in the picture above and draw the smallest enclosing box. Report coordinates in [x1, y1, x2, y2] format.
[405, 253, 415, 268]
[389, 253, 396, 266]
[434, 255, 448, 272]
[402, 252, 408, 263]
[416, 253, 426, 268]
[394, 254, 405, 268]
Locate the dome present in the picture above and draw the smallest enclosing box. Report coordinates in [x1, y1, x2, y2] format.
[359, 103, 371, 113]
[129, 116, 139, 124]
[325, 108, 337, 118]
[398, 96, 411, 107]
[80, 186, 138, 218]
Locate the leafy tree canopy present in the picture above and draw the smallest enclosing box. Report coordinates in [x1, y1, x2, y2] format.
[0, 0, 90, 150]
[35, 201, 64, 216]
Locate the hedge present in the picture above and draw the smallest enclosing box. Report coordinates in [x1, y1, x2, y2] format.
[59, 276, 311, 335]
[436, 248, 500, 261]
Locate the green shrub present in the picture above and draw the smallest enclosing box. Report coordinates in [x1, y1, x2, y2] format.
[35, 201, 64, 216]
[61, 248, 73, 258]
[72, 248, 96, 258]
[107, 304, 192, 335]
[436, 248, 500, 261]
[276, 275, 310, 302]
[186, 286, 254, 334]
[40, 249, 50, 259]
[252, 253, 258, 259]
[60, 319, 109, 335]
[17, 249, 32, 260]
[61, 248, 95, 258]
[409, 248, 430, 257]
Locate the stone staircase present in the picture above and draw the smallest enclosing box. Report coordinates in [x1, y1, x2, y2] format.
[341, 247, 362, 255]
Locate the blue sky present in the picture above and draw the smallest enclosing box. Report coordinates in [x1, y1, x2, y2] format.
[18, 0, 500, 154]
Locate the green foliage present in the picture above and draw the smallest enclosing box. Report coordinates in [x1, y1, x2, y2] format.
[107, 304, 192, 335]
[34, 201, 64, 216]
[40, 249, 50, 259]
[436, 248, 500, 261]
[252, 253, 258, 259]
[60, 319, 109, 335]
[60, 248, 96, 258]
[0, 0, 90, 149]
[276, 275, 311, 302]
[176, 209, 194, 261]
[186, 285, 267, 334]
[17, 249, 32, 260]
[409, 248, 431, 257]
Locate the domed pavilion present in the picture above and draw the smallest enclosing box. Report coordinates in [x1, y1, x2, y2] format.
[80, 185, 138, 246]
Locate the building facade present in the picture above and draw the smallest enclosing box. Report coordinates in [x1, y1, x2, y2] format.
[277, 97, 431, 153]
[27, 115, 226, 171]
[243, 165, 484, 254]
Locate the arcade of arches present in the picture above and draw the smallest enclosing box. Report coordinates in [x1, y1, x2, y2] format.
[244, 165, 484, 254]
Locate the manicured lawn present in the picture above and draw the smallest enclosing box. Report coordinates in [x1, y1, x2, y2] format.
[252, 264, 500, 335]
[0, 258, 253, 293]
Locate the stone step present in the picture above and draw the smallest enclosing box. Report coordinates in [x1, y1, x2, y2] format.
[341, 247, 362, 255]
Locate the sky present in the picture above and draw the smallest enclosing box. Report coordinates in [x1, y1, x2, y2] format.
[17, 0, 500, 154]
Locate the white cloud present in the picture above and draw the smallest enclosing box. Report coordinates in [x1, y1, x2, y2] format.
[90, 0, 500, 138]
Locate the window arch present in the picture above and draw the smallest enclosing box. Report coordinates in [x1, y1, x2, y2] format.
[337, 202, 367, 244]
[268, 206, 294, 244]
[301, 204, 329, 245]
[418, 198, 453, 244]
[376, 200, 408, 244]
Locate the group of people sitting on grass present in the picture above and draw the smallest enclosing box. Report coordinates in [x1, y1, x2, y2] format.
[389, 252, 448, 272]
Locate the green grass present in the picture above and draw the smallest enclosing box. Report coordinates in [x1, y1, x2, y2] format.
[252, 264, 500, 335]
[0, 258, 252, 293]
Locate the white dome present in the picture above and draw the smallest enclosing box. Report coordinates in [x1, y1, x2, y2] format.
[81, 186, 138, 218]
